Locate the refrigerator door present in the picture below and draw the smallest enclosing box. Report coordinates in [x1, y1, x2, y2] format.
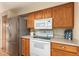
[7, 17, 19, 56]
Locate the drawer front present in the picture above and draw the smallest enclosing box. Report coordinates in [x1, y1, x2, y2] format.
[65, 45, 77, 53]
[51, 48, 77, 56]
[52, 43, 65, 50]
[51, 42, 77, 53]
[51, 48, 64, 56]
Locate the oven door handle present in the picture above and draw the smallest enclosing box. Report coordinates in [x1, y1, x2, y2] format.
[31, 40, 50, 44]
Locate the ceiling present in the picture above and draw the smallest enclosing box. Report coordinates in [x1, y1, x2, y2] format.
[0, 2, 68, 13]
[0, 2, 33, 13]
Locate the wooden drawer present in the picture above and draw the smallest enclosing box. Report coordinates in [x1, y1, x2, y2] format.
[51, 42, 77, 53]
[65, 45, 77, 53]
[51, 48, 77, 56]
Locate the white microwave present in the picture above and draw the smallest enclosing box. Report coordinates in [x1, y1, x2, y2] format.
[34, 18, 52, 29]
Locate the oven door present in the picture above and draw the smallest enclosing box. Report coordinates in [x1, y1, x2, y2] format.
[30, 39, 50, 56]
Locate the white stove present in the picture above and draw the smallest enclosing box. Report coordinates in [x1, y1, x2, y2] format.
[30, 37, 51, 56]
[30, 30, 53, 56]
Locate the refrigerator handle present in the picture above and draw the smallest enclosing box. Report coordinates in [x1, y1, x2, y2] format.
[8, 24, 11, 37]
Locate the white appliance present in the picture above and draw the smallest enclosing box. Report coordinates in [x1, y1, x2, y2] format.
[30, 30, 53, 56]
[30, 37, 50, 56]
[34, 30, 53, 38]
[34, 18, 52, 29]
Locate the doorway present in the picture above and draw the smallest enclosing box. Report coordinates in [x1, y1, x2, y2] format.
[2, 15, 8, 51]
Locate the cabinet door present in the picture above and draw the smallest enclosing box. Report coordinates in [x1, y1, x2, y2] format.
[51, 48, 77, 56]
[27, 12, 35, 28]
[51, 48, 64, 56]
[22, 39, 26, 55]
[63, 3, 74, 28]
[52, 3, 74, 28]
[25, 39, 30, 56]
[35, 10, 43, 19]
[52, 6, 64, 28]
[22, 38, 30, 56]
[77, 47, 79, 56]
[43, 8, 52, 18]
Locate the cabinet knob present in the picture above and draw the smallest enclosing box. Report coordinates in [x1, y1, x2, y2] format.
[61, 46, 65, 48]
[59, 46, 65, 48]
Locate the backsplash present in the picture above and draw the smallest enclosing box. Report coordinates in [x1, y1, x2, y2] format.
[31, 29, 66, 39]
[53, 29, 65, 39]
[33, 29, 53, 38]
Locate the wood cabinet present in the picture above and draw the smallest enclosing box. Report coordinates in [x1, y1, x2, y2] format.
[52, 42, 77, 53]
[52, 48, 77, 56]
[34, 8, 52, 19]
[52, 3, 74, 28]
[27, 2, 74, 28]
[22, 38, 30, 56]
[27, 12, 35, 28]
[35, 10, 43, 19]
[42, 8, 52, 18]
[51, 42, 77, 56]
[77, 47, 79, 56]
[27, 8, 52, 28]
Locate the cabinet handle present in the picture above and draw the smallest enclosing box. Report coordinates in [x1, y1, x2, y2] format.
[59, 46, 65, 48]
[61, 46, 65, 48]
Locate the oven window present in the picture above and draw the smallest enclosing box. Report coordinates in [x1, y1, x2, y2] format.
[34, 42, 45, 49]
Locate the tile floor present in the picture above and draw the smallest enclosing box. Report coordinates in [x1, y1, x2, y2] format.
[0, 49, 9, 56]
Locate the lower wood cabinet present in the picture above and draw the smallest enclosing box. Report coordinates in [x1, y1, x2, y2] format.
[22, 38, 30, 56]
[51, 48, 77, 56]
[51, 42, 78, 56]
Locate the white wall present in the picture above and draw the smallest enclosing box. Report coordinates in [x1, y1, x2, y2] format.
[73, 2, 79, 40]
[7, 9, 19, 18]
[0, 11, 7, 48]
[0, 14, 2, 48]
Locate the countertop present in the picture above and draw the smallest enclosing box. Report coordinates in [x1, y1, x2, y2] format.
[21, 35, 30, 39]
[51, 38, 79, 47]
[21, 35, 79, 46]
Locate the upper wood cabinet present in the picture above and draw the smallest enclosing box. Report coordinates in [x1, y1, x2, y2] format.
[27, 2, 74, 28]
[52, 3, 74, 28]
[27, 8, 52, 28]
[34, 8, 52, 19]
[27, 12, 35, 28]
[34, 10, 43, 19]
[42, 8, 52, 18]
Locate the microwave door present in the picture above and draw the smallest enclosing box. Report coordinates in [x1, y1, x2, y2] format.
[47, 20, 52, 29]
[34, 20, 45, 29]
[34, 18, 52, 29]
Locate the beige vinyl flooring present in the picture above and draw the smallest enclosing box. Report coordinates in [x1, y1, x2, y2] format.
[0, 49, 9, 56]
